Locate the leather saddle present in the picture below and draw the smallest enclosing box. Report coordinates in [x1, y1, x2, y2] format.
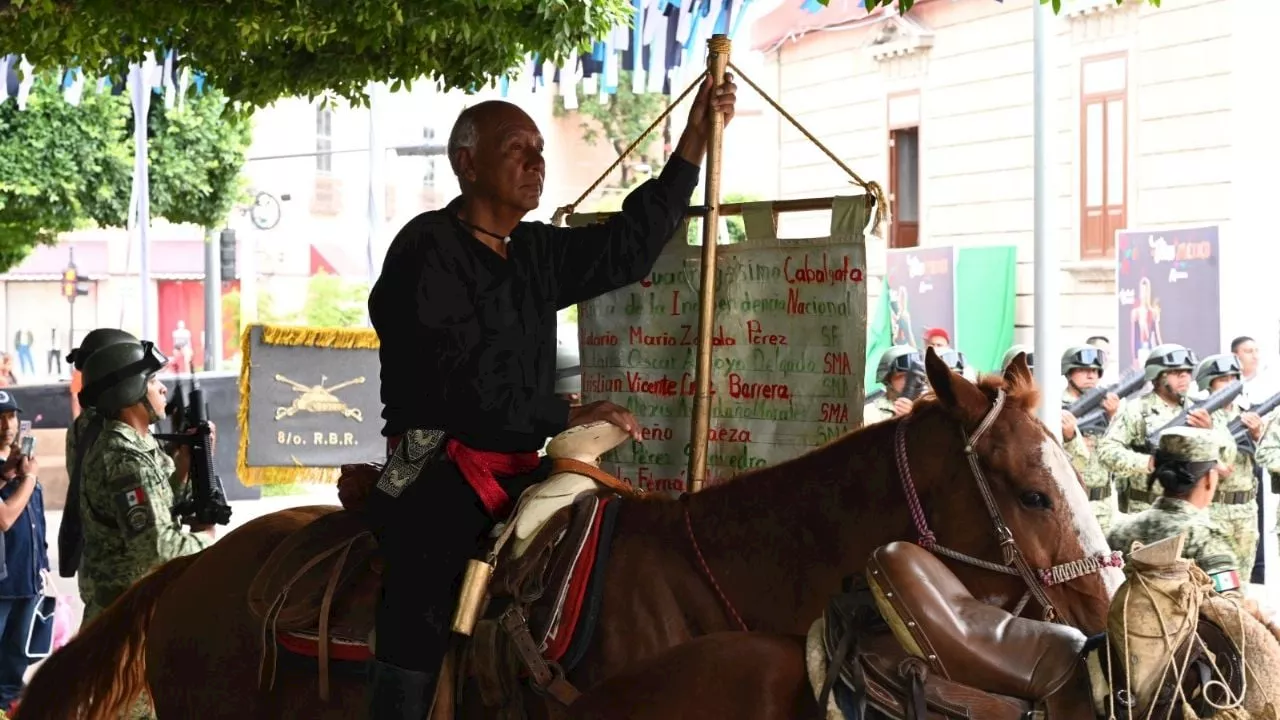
[246, 501, 379, 699]
[821, 541, 1094, 720]
[245, 429, 629, 705]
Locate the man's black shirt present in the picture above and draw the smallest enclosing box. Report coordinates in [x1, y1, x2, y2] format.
[368, 157, 700, 452]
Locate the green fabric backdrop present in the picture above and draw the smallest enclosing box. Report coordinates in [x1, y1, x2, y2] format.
[955, 246, 1017, 374]
[865, 246, 1016, 390]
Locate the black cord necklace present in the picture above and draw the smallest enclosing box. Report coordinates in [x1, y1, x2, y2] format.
[455, 215, 511, 244]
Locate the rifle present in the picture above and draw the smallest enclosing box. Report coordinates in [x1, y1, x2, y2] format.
[1066, 370, 1147, 437]
[1228, 389, 1280, 457]
[1067, 370, 1146, 417]
[155, 376, 233, 526]
[1139, 380, 1244, 452]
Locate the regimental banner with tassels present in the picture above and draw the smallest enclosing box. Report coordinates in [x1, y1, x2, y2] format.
[237, 324, 384, 486]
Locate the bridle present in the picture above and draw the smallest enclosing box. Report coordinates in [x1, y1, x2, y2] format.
[893, 388, 1124, 623]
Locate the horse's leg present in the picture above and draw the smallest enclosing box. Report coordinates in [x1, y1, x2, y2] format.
[14, 553, 199, 720]
[147, 506, 352, 719]
[567, 632, 820, 720]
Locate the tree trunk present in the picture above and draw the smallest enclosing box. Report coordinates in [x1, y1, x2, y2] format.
[613, 139, 631, 187]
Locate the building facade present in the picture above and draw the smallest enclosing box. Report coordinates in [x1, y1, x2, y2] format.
[753, 0, 1278, 361]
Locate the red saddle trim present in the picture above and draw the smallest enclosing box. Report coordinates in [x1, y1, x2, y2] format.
[544, 496, 609, 662]
[277, 631, 373, 662]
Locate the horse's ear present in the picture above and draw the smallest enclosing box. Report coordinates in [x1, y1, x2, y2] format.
[1003, 351, 1033, 388]
[925, 347, 989, 425]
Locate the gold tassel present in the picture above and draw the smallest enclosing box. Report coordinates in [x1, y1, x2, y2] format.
[237, 324, 255, 485]
[237, 324, 379, 486]
[260, 325, 379, 350]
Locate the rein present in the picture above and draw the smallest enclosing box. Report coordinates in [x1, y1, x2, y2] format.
[894, 389, 1124, 622]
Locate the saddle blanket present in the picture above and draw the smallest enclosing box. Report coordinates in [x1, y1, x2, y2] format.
[276, 493, 622, 673]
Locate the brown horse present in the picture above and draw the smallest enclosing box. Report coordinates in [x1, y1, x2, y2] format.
[15, 351, 1122, 719]
[566, 632, 821, 720]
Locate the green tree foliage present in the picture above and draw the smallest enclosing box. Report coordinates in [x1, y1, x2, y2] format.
[0, 74, 250, 271]
[554, 71, 669, 187]
[148, 92, 253, 228]
[0, 0, 633, 109]
[0, 73, 131, 265]
[302, 272, 370, 328]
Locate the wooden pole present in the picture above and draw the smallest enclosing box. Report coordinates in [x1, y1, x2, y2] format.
[688, 35, 731, 494]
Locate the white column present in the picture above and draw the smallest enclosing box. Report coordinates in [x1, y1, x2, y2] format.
[1032, 0, 1061, 438]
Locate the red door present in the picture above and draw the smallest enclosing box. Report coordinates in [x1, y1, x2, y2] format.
[222, 279, 241, 361]
[156, 280, 206, 372]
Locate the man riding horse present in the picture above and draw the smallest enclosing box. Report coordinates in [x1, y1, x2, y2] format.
[364, 79, 739, 717]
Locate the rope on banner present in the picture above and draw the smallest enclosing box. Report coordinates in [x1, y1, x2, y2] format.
[552, 61, 889, 238]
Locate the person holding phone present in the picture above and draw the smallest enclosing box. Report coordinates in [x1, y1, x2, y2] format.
[0, 391, 44, 715]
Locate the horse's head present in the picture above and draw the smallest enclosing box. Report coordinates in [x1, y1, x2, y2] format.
[903, 348, 1123, 634]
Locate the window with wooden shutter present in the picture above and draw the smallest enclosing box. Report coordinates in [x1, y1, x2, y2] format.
[889, 126, 920, 249]
[1080, 54, 1127, 260]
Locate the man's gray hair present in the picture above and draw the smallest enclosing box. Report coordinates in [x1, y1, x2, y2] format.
[448, 107, 480, 176]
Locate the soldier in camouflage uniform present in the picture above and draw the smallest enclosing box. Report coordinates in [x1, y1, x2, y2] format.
[77, 339, 213, 624]
[1193, 354, 1264, 578]
[1096, 344, 1234, 514]
[1059, 346, 1122, 532]
[1252, 410, 1280, 558]
[864, 346, 920, 424]
[1107, 427, 1246, 601]
[58, 329, 138, 578]
[63, 329, 137, 482]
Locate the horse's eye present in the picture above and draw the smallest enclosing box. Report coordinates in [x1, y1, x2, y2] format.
[1019, 491, 1052, 510]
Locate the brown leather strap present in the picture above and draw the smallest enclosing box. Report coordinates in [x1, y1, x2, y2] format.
[256, 531, 372, 697]
[901, 659, 928, 720]
[317, 534, 359, 701]
[499, 605, 581, 706]
[1087, 486, 1112, 501]
[1214, 488, 1256, 504]
[551, 457, 644, 497]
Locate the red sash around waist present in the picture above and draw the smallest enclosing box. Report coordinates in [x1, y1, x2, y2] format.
[386, 433, 539, 518]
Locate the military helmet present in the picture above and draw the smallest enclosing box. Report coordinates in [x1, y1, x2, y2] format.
[1001, 345, 1033, 373]
[937, 349, 967, 373]
[876, 346, 921, 384]
[1061, 345, 1105, 376]
[1193, 353, 1241, 392]
[80, 340, 169, 413]
[67, 328, 138, 371]
[1143, 343, 1197, 383]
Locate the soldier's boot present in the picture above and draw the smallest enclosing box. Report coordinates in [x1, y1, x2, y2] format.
[367, 660, 432, 719]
